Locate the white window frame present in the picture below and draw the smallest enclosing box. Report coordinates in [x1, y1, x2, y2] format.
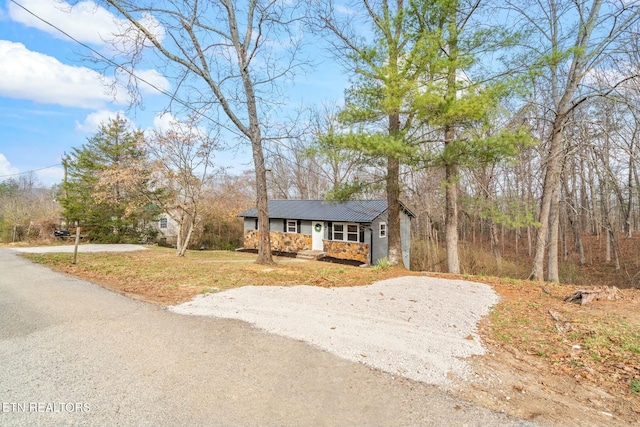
[286, 220, 298, 233]
[379, 222, 387, 238]
[332, 222, 359, 242]
[159, 217, 168, 229]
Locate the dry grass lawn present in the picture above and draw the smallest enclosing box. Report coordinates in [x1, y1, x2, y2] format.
[21, 246, 420, 305]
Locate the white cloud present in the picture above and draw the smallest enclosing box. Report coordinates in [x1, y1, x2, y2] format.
[0, 41, 170, 109]
[8, 0, 119, 45]
[126, 68, 171, 95]
[584, 65, 639, 92]
[336, 5, 359, 16]
[0, 153, 19, 179]
[0, 40, 118, 108]
[75, 109, 128, 133]
[36, 165, 65, 186]
[9, 0, 165, 46]
[147, 112, 208, 141]
[151, 112, 179, 133]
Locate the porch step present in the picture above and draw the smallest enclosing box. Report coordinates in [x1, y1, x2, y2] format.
[297, 250, 326, 260]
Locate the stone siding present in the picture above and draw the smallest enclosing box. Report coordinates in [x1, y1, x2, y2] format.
[244, 230, 369, 263]
[244, 230, 311, 253]
[324, 240, 370, 264]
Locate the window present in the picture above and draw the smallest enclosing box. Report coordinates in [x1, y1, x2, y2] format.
[286, 220, 298, 233]
[347, 224, 359, 241]
[159, 218, 168, 229]
[332, 223, 359, 242]
[379, 222, 387, 238]
[333, 223, 344, 240]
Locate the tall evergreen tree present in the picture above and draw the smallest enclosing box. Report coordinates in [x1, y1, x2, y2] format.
[314, 0, 525, 272]
[314, 0, 438, 267]
[61, 116, 157, 242]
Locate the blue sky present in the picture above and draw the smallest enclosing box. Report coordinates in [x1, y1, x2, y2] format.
[0, 0, 348, 186]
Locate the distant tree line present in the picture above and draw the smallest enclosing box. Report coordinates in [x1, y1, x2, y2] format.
[0, 174, 60, 242]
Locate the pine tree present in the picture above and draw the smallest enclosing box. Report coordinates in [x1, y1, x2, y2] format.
[61, 116, 157, 242]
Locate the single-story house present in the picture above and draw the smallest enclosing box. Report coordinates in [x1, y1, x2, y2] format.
[155, 214, 179, 247]
[237, 199, 414, 268]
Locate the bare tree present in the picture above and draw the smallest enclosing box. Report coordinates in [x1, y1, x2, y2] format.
[507, 0, 640, 281]
[98, 0, 308, 264]
[145, 116, 219, 256]
[0, 174, 61, 242]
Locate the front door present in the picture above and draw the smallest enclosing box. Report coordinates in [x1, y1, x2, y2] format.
[312, 221, 324, 251]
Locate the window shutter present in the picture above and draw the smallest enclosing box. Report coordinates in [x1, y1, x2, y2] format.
[328, 221, 332, 240]
[359, 227, 365, 243]
[297, 220, 301, 233]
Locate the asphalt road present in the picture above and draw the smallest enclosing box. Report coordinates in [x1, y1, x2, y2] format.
[0, 248, 540, 426]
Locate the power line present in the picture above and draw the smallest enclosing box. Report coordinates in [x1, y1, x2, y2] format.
[7, 0, 231, 133]
[8, 0, 308, 169]
[0, 163, 62, 179]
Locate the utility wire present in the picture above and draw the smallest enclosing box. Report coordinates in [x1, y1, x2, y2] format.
[7, 0, 314, 171]
[0, 163, 62, 179]
[8, 0, 222, 127]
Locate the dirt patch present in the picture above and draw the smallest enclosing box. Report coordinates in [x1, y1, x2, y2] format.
[445, 276, 640, 427]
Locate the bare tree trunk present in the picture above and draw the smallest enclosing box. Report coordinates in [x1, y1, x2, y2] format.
[625, 155, 633, 238]
[178, 213, 198, 257]
[563, 169, 586, 265]
[526, 0, 607, 281]
[605, 227, 611, 262]
[547, 188, 560, 282]
[515, 228, 519, 262]
[531, 128, 565, 280]
[561, 208, 569, 262]
[253, 140, 273, 264]
[176, 220, 184, 256]
[490, 221, 501, 269]
[609, 229, 620, 270]
[602, 181, 612, 263]
[231, 4, 274, 265]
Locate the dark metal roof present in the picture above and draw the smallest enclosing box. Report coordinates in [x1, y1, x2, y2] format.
[238, 199, 411, 222]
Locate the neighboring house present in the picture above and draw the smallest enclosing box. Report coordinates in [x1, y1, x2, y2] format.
[155, 214, 179, 247]
[237, 199, 414, 268]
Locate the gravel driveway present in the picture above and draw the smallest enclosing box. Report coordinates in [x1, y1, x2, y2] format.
[1, 247, 540, 426]
[170, 276, 499, 387]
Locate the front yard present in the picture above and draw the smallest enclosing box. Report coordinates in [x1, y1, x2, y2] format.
[21, 246, 418, 305]
[21, 245, 640, 426]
